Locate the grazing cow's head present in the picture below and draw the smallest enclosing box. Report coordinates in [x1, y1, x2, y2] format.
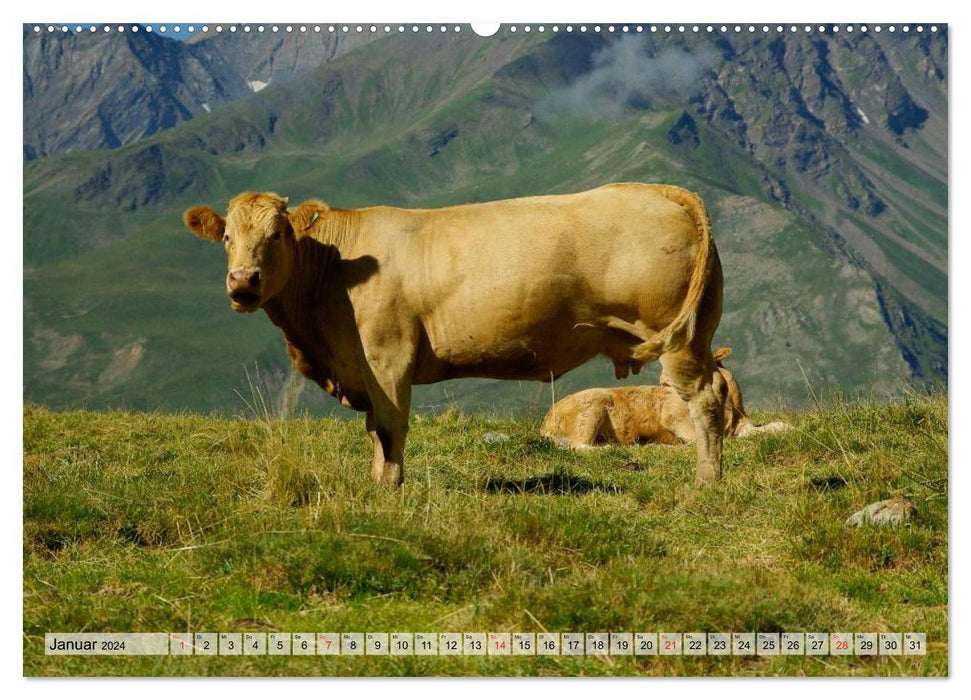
[183, 192, 322, 313]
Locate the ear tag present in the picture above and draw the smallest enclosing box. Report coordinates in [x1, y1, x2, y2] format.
[307, 211, 319, 230]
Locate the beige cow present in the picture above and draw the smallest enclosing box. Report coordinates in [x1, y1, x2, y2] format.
[183, 183, 726, 485]
[541, 348, 789, 448]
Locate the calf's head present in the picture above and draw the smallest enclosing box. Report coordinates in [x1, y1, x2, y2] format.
[710, 348, 747, 432]
[184, 192, 320, 313]
[659, 347, 748, 429]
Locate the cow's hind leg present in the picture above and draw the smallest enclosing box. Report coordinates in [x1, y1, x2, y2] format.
[659, 346, 727, 484]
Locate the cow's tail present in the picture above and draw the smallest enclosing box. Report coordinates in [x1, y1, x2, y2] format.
[628, 186, 717, 364]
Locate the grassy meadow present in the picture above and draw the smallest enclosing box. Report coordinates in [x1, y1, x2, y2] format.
[23, 392, 947, 676]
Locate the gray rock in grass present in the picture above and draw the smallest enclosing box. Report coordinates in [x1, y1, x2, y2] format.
[846, 497, 918, 528]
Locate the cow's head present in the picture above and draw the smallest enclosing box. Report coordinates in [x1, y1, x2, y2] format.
[183, 192, 323, 313]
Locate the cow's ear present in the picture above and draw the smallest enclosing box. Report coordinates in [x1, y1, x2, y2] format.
[287, 200, 328, 237]
[184, 206, 226, 242]
[712, 347, 732, 362]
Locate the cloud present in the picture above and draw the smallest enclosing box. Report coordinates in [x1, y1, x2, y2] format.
[539, 37, 720, 120]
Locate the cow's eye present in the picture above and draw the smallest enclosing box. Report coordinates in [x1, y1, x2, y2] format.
[271, 231, 282, 241]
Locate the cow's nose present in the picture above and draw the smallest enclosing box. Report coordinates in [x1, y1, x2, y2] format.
[227, 268, 261, 289]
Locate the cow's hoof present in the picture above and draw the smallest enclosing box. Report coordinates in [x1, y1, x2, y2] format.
[371, 463, 403, 487]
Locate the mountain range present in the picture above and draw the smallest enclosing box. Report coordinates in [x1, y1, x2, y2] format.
[23, 24, 948, 417]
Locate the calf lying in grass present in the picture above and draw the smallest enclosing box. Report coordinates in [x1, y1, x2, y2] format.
[541, 348, 789, 448]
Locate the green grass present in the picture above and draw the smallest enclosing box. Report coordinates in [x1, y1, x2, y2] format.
[23, 392, 947, 676]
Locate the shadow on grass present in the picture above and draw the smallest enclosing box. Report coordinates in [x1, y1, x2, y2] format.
[481, 472, 624, 496]
[806, 475, 848, 492]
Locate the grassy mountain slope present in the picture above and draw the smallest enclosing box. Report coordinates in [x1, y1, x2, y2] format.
[23, 29, 946, 416]
[24, 394, 948, 676]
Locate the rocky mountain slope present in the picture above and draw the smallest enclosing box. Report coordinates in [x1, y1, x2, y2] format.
[22, 27, 947, 416]
[23, 25, 379, 159]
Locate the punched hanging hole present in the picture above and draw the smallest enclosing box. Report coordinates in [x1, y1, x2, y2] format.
[470, 23, 500, 37]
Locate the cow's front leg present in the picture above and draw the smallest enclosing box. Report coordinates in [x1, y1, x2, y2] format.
[365, 406, 408, 486]
[362, 364, 413, 487]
